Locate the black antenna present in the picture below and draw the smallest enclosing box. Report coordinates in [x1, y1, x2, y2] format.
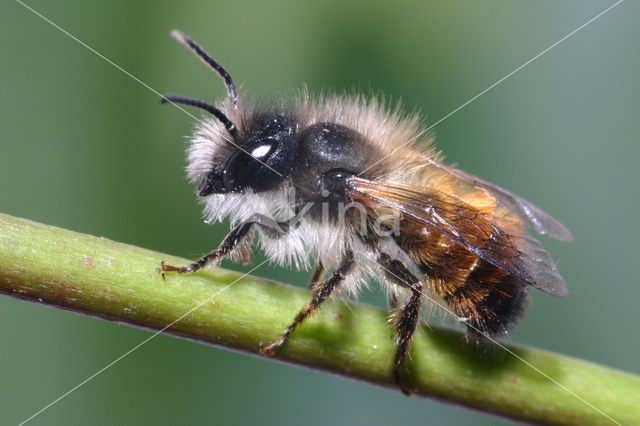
[170, 30, 237, 107]
[161, 95, 238, 139]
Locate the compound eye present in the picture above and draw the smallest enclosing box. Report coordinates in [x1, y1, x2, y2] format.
[222, 141, 277, 192]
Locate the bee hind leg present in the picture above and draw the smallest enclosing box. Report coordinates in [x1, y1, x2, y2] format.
[160, 214, 292, 278]
[260, 251, 353, 356]
[378, 254, 423, 396]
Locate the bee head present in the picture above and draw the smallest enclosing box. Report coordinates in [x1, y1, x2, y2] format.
[197, 114, 296, 195]
[161, 31, 296, 195]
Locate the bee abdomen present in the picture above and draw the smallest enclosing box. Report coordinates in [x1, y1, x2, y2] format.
[395, 224, 529, 337]
[442, 259, 529, 337]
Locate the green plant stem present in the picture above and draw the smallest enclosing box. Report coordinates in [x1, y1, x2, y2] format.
[0, 212, 638, 425]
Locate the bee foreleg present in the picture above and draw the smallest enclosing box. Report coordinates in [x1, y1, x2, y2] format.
[378, 254, 423, 396]
[260, 251, 354, 356]
[160, 213, 292, 277]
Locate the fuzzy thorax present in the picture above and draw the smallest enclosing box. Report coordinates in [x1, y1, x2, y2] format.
[184, 92, 435, 296]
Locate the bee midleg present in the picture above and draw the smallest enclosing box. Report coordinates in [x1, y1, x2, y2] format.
[160, 214, 292, 276]
[378, 254, 423, 395]
[307, 260, 327, 289]
[260, 250, 354, 356]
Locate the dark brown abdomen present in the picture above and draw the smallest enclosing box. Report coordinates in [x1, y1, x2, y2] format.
[395, 223, 529, 337]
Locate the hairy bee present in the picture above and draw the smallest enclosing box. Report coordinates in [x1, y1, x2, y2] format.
[160, 30, 572, 394]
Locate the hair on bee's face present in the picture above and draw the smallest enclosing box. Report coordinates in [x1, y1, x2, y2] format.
[161, 30, 296, 195]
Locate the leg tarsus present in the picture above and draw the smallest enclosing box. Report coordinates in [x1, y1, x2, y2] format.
[261, 251, 354, 355]
[393, 350, 415, 396]
[159, 213, 292, 278]
[378, 254, 423, 395]
[159, 260, 195, 280]
[259, 342, 276, 357]
[393, 303, 419, 396]
[160, 250, 218, 278]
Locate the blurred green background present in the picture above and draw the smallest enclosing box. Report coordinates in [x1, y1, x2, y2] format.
[1, 1, 638, 424]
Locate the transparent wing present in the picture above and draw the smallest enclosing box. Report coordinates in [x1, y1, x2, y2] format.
[421, 159, 573, 241]
[348, 177, 568, 297]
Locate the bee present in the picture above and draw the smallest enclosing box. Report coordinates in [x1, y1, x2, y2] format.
[160, 30, 572, 394]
